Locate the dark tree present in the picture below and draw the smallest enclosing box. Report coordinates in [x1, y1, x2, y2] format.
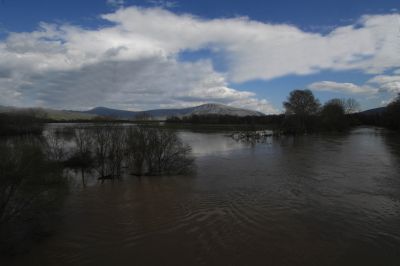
[283, 89, 320, 116]
[320, 99, 348, 131]
[385, 94, 400, 130]
[342, 98, 360, 114]
[0, 139, 67, 255]
[282, 89, 320, 133]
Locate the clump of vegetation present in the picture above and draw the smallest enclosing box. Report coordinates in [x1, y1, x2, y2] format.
[0, 122, 194, 255]
[281, 89, 321, 134]
[0, 112, 45, 136]
[166, 114, 284, 128]
[64, 125, 194, 180]
[319, 99, 349, 131]
[91, 124, 126, 181]
[64, 127, 94, 186]
[166, 90, 383, 135]
[126, 126, 194, 176]
[0, 139, 67, 256]
[384, 94, 400, 130]
[44, 129, 68, 162]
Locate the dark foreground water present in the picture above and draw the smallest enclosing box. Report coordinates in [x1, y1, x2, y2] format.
[6, 127, 400, 266]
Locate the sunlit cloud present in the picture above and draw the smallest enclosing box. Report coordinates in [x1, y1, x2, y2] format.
[0, 6, 399, 112]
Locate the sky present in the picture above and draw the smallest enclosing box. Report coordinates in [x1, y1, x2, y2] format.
[0, 0, 399, 113]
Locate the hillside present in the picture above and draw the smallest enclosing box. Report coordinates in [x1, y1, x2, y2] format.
[82, 103, 265, 120]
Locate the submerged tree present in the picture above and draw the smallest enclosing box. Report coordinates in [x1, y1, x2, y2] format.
[107, 126, 126, 179]
[283, 89, 320, 116]
[282, 89, 320, 133]
[45, 129, 67, 162]
[126, 127, 193, 176]
[342, 98, 360, 114]
[320, 99, 348, 131]
[126, 126, 148, 176]
[64, 127, 94, 186]
[385, 94, 400, 130]
[0, 139, 67, 255]
[0, 112, 44, 136]
[92, 124, 126, 180]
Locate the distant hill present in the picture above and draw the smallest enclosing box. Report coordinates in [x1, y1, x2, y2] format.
[82, 103, 265, 120]
[0, 103, 265, 121]
[360, 107, 386, 115]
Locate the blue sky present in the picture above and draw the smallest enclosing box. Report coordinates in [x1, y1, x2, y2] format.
[0, 0, 399, 112]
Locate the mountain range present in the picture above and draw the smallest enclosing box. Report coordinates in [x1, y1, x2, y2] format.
[0, 103, 265, 121]
[81, 103, 265, 120]
[0, 103, 387, 121]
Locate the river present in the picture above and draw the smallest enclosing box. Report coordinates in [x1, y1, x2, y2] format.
[7, 127, 400, 265]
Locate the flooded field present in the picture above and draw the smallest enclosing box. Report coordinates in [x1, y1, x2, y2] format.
[5, 126, 400, 266]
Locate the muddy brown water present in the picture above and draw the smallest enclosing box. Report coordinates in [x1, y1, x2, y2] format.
[6, 127, 400, 265]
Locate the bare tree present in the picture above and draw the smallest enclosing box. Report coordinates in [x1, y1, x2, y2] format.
[71, 127, 93, 186]
[342, 98, 360, 114]
[0, 139, 66, 253]
[126, 126, 193, 176]
[45, 129, 67, 162]
[126, 126, 148, 176]
[107, 126, 126, 179]
[93, 125, 112, 180]
[92, 124, 126, 180]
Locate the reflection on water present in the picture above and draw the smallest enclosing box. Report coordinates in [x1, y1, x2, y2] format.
[6, 127, 400, 266]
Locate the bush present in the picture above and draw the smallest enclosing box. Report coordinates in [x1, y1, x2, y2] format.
[319, 99, 349, 131]
[126, 127, 194, 176]
[0, 112, 44, 136]
[0, 139, 67, 256]
[385, 96, 400, 130]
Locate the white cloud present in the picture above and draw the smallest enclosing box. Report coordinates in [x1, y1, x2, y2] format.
[308, 72, 400, 97]
[368, 74, 400, 94]
[0, 6, 399, 112]
[0, 51, 277, 113]
[101, 8, 400, 82]
[308, 81, 378, 95]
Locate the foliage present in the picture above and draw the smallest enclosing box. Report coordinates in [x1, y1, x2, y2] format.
[384, 94, 400, 130]
[166, 114, 285, 127]
[0, 139, 67, 255]
[0, 112, 44, 136]
[319, 99, 349, 131]
[283, 89, 320, 116]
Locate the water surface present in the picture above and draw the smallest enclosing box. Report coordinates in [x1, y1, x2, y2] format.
[8, 127, 400, 265]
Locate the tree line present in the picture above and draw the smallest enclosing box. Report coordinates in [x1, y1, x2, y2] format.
[167, 90, 400, 133]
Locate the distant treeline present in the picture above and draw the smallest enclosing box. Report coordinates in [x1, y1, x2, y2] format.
[0, 112, 133, 136]
[167, 91, 400, 133]
[166, 114, 285, 127]
[350, 105, 400, 131]
[0, 112, 46, 136]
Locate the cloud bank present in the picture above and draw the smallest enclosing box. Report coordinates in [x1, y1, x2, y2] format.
[0, 6, 399, 112]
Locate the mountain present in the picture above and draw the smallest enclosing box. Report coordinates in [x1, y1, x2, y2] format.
[360, 107, 386, 115]
[80, 107, 137, 119]
[82, 103, 265, 120]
